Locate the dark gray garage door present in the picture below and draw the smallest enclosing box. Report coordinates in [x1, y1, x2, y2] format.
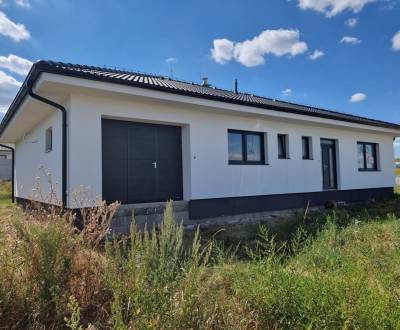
[102, 119, 183, 204]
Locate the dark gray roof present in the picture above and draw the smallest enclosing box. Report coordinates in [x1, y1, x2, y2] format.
[1, 60, 400, 134]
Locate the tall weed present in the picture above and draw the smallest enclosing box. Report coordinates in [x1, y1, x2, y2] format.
[105, 201, 212, 328]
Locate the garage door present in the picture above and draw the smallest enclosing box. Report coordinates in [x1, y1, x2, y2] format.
[102, 119, 183, 204]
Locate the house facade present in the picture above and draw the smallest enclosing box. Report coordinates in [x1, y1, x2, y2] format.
[0, 61, 399, 219]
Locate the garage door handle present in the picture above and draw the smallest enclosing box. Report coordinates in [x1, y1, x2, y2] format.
[152, 161, 157, 169]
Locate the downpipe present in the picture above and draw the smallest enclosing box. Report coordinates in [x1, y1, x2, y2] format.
[27, 83, 67, 207]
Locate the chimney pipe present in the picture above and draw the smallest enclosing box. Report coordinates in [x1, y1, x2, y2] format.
[201, 77, 210, 87]
[234, 79, 238, 94]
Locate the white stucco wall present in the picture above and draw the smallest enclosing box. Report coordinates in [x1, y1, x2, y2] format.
[15, 109, 63, 204]
[65, 93, 396, 207]
[12, 84, 396, 207]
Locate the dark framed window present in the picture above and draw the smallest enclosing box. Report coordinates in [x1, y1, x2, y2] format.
[228, 129, 265, 165]
[302, 136, 312, 159]
[357, 142, 377, 171]
[278, 134, 288, 159]
[45, 127, 52, 153]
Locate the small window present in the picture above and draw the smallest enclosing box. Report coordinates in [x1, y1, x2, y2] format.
[278, 134, 289, 159]
[45, 127, 52, 153]
[357, 142, 377, 171]
[302, 136, 312, 159]
[228, 129, 265, 164]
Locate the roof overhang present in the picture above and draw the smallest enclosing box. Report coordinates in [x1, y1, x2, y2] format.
[0, 74, 68, 142]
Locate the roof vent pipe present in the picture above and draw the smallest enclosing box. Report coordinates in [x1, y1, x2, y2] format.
[201, 77, 210, 87]
[234, 79, 238, 94]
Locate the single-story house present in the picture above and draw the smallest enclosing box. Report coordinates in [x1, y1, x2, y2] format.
[0, 61, 399, 219]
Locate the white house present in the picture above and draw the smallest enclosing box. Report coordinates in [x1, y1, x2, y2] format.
[0, 61, 399, 219]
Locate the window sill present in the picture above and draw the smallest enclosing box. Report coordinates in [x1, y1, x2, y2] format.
[278, 157, 290, 160]
[228, 161, 268, 165]
[302, 158, 314, 160]
[358, 169, 380, 172]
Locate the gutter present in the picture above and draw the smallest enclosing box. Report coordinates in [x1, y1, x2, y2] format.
[27, 82, 67, 207]
[0, 144, 14, 203]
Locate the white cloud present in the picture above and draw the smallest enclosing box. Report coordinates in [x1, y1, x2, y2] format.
[15, 0, 30, 8]
[345, 17, 359, 27]
[394, 138, 400, 147]
[282, 88, 293, 97]
[381, 0, 396, 10]
[0, 70, 21, 113]
[0, 54, 32, 75]
[211, 29, 308, 67]
[340, 36, 361, 44]
[165, 57, 177, 63]
[211, 38, 234, 64]
[297, 0, 376, 17]
[0, 11, 30, 42]
[0, 0, 31, 7]
[349, 92, 367, 102]
[308, 49, 325, 60]
[392, 31, 400, 51]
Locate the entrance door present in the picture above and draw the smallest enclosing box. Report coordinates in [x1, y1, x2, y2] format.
[321, 139, 337, 190]
[102, 119, 183, 204]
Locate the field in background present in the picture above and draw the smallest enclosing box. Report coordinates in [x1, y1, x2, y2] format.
[396, 168, 400, 176]
[1, 182, 400, 328]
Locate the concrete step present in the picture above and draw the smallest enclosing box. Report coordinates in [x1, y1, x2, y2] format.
[111, 201, 189, 235]
[115, 200, 188, 217]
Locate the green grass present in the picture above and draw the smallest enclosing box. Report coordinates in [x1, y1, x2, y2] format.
[1, 184, 400, 329]
[396, 167, 400, 177]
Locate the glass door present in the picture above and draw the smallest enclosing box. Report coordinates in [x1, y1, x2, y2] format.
[321, 139, 337, 190]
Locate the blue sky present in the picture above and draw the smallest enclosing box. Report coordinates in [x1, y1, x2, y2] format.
[0, 0, 399, 155]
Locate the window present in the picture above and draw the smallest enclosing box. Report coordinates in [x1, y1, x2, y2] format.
[302, 136, 312, 159]
[357, 142, 378, 171]
[45, 127, 52, 152]
[278, 134, 289, 159]
[228, 130, 265, 164]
